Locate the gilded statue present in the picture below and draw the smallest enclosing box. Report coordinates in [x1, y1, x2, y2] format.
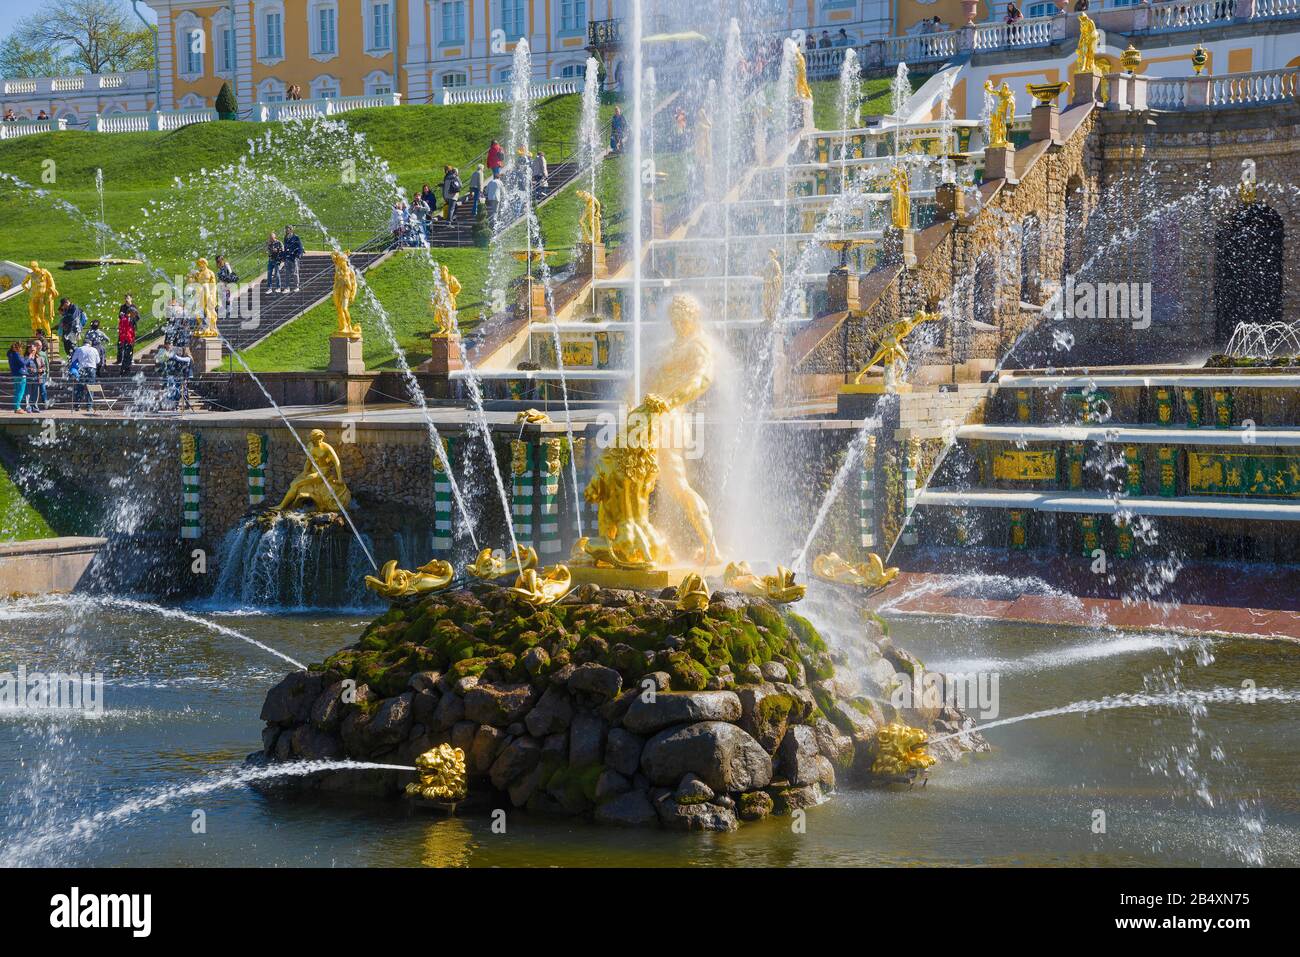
[508, 564, 572, 606]
[466, 545, 538, 579]
[871, 723, 937, 780]
[762, 248, 783, 324]
[1075, 13, 1099, 75]
[694, 105, 713, 167]
[576, 189, 602, 246]
[189, 257, 219, 337]
[405, 744, 468, 803]
[364, 558, 455, 600]
[583, 393, 673, 569]
[641, 294, 721, 565]
[21, 261, 57, 338]
[273, 428, 352, 512]
[331, 250, 360, 339]
[722, 561, 806, 604]
[854, 309, 939, 390]
[888, 164, 910, 231]
[983, 81, 1014, 150]
[676, 573, 711, 612]
[812, 551, 899, 589]
[429, 263, 461, 338]
[515, 408, 552, 424]
[792, 44, 813, 101]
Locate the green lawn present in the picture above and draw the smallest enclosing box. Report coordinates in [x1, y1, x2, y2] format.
[0, 458, 56, 542]
[0, 95, 599, 346]
[811, 73, 935, 130]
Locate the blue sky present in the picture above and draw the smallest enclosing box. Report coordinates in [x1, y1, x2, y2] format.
[0, 1, 158, 49]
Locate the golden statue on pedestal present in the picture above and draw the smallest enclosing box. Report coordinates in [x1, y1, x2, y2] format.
[984, 81, 1015, 150]
[406, 744, 468, 803]
[431, 264, 461, 338]
[762, 248, 783, 324]
[273, 429, 352, 512]
[21, 261, 57, 338]
[331, 250, 360, 339]
[1075, 13, 1099, 74]
[853, 309, 939, 390]
[792, 45, 813, 101]
[189, 257, 219, 337]
[576, 189, 602, 246]
[676, 573, 711, 612]
[888, 165, 910, 231]
[365, 558, 455, 600]
[812, 551, 899, 589]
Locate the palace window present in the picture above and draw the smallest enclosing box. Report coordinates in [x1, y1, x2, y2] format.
[366, 1, 393, 52]
[441, 1, 466, 44]
[218, 26, 234, 73]
[559, 0, 586, 34]
[312, 75, 341, 98]
[1025, 2, 1055, 16]
[442, 72, 468, 87]
[365, 70, 394, 95]
[557, 62, 584, 78]
[175, 13, 204, 80]
[315, 5, 338, 55]
[264, 12, 284, 59]
[502, 0, 526, 39]
[185, 30, 203, 76]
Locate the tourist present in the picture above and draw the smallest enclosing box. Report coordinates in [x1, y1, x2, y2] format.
[410, 193, 431, 239]
[27, 340, 47, 411]
[117, 294, 140, 376]
[819, 30, 833, 49]
[835, 28, 851, 47]
[389, 201, 407, 243]
[532, 151, 549, 190]
[2, 108, 16, 123]
[468, 164, 484, 216]
[8, 342, 28, 413]
[442, 164, 462, 222]
[58, 297, 85, 355]
[84, 319, 109, 375]
[487, 139, 505, 177]
[282, 226, 304, 293]
[68, 340, 99, 413]
[1074, 0, 1089, 9]
[1006, 1, 1024, 24]
[37, 109, 49, 120]
[266, 230, 285, 293]
[165, 297, 191, 349]
[420, 181, 438, 212]
[216, 255, 239, 317]
[610, 107, 627, 154]
[483, 172, 501, 226]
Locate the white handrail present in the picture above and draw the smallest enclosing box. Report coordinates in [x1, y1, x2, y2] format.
[434, 78, 582, 105]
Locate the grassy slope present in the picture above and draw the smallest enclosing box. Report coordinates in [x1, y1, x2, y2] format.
[0, 459, 55, 542]
[811, 74, 934, 130]
[0, 96, 591, 346]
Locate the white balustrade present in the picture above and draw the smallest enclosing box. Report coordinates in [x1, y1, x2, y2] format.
[89, 109, 216, 133]
[1147, 78, 1188, 110]
[435, 78, 581, 106]
[1254, 0, 1300, 16]
[1, 70, 151, 100]
[877, 31, 958, 67]
[255, 92, 402, 121]
[0, 117, 68, 139]
[1208, 67, 1300, 106]
[973, 16, 1054, 51]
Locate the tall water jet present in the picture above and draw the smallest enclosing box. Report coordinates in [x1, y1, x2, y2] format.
[629, 0, 645, 399]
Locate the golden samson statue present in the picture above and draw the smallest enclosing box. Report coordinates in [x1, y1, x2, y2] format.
[22, 261, 57, 338]
[189, 257, 219, 337]
[332, 251, 360, 339]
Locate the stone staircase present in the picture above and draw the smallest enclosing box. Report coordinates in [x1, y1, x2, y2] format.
[419, 160, 584, 247]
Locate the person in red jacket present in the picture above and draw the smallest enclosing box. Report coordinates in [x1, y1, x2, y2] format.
[117, 293, 140, 376]
[486, 139, 505, 179]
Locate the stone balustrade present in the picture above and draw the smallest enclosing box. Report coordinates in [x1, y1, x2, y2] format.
[89, 108, 217, 133]
[434, 78, 581, 106]
[0, 117, 69, 140]
[254, 92, 402, 122]
[2, 70, 151, 99]
[1130, 66, 1300, 111]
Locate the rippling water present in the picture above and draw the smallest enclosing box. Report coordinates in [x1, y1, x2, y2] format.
[1, 599, 1297, 867]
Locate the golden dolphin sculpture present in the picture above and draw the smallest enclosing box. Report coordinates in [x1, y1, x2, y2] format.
[723, 562, 806, 604]
[364, 559, 455, 601]
[508, 564, 572, 606]
[812, 552, 900, 589]
[466, 546, 538, 580]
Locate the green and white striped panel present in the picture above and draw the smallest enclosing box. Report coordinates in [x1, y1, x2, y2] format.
[901, 440, 918, 548]
[180, 431, 201, 540]
[433, 437, 454, 554]
[246, 432, 268, 505]
[511, 440, 534, 546]
[859, 435, 875, 549]
[538, 439, 562, 557]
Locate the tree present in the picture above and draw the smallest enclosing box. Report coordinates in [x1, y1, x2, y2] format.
[215, 81, 238, 119]
[10, 0, 155, 76]
[0, 35, 69, 79]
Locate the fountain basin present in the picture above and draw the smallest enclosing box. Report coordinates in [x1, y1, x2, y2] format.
[253, 582, 983, 830]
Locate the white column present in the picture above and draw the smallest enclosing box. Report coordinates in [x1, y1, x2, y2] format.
[156, 9, 175, 109]
[405, 0, 431, 102]
[235, 1, 255, 114]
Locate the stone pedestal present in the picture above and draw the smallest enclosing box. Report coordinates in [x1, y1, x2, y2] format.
[194, 335, 224, 374]
[427, 334, 463, 375]
[1030, 102, 1061, 144]
[328, 334, 364, 375]
[984, 144, 1018, 185]
[881, 227, 917, 269]
[1072, 68, 1104, 106]
[935, 183, 967, 221]
[826, 268, 860, 314]
[578, 241, 607, 279]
